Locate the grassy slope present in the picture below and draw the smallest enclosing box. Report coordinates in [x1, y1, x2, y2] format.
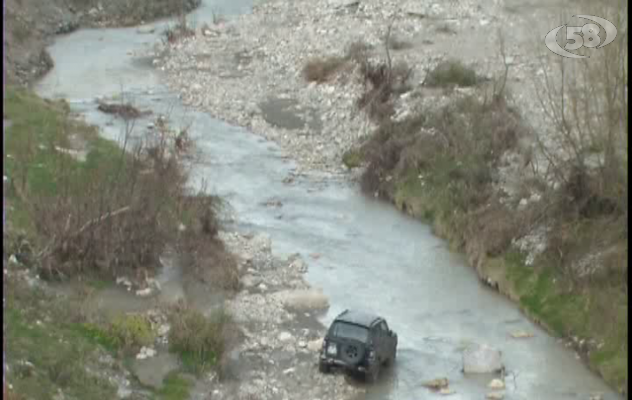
[383, 155, 628, 393]
[4, 87, 193, 400]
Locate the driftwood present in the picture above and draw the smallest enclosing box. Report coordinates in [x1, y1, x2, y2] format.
[97, 101, 152, 120]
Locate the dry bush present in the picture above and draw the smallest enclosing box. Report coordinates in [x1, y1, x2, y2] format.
[423, 60, 479, 87]
[21, 118, 203, 282]
[164, 13, 196, 44]
[356, 59, 412, 122]
[360, 92, 523, 210]
[302, 56, 348, 83]
[466, 199, 521, 257]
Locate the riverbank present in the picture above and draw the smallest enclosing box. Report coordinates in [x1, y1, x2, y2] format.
[3, 87, 361, 399]
[4, 0, 201, 86]
[158, 0, 627, 395]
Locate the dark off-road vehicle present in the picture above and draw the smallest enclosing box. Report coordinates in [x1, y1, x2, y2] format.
[318, 310, 398, 383]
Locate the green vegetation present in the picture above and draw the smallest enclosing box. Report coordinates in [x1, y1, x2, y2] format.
[342, 148, 364, 169]
[5, 280, 117, 400]
[109, 314, 156, 352]
[156, 372, 193, 400]
[168, 302, 231, 374]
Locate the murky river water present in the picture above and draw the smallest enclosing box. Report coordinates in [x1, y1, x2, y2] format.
[34, 0, 622, 398]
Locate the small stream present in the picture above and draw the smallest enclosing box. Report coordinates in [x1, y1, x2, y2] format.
[33, 0, 622, 399]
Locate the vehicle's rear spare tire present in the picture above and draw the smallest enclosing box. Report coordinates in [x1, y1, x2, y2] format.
[340, 342, 365, 366]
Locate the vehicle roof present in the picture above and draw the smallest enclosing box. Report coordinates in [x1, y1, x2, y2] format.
[334, 310, 382, 327]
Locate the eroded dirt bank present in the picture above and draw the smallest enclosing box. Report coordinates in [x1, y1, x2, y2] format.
[3, 0, 200, 85]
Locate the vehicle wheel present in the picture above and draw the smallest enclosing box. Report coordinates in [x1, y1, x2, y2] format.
[365, 363, 380, 383]
[319, 361, 331, 374]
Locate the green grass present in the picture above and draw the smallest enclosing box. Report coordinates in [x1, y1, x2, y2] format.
[373, 145, 627, 393]
[4, 87, 127, 239]
[73, 323, 121, 353]
[156, 372, 193, 400]
[5, 284, 117, 400]
[482, 250, 628, 393]
[342, 148, 364, 169]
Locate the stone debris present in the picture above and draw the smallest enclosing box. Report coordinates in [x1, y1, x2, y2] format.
[136, 346, 157, 360]
[210, 231, 362, 400]
[486, 392, 505, 400]
[510, 330, 534, 339]
[488, 378, 505, 389]
[422, 377, 450, 390]
[462, 344, 504, 374]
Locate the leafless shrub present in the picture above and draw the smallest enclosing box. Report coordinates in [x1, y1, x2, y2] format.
[164, 12, 196, 44]
[533, 5, 627, 278]
[353, 22, 413, 122]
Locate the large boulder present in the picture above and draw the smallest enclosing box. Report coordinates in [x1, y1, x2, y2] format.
[462, 344, 504, 374]
[273, 289, 329, 311]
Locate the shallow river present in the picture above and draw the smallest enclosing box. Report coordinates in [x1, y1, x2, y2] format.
[35, 0, 622, 399]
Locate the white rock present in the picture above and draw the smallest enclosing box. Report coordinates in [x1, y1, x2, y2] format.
[278, 331, 294, 342]
[488, 379, 505, 389]
[274, 289, 329, 311]
[462, 344, 503, 374]
[307, 338, 323, 352]
[136, 288, 152, 297]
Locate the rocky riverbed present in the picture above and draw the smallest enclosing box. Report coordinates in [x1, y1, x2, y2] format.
[156, 0, 566, 182]
[207, 231, 364, 400]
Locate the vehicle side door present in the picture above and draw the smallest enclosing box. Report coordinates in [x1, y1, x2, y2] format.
[378, 321, 393, 357]
[368, 324, 380, 362]
[375, 321, 389, 360]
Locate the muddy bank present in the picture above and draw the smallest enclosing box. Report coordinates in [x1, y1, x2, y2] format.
[3, 0, 200, 85]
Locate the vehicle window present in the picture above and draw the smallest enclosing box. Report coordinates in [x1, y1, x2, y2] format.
[379, 322, 388, 333]
[332, 322, 369, 342]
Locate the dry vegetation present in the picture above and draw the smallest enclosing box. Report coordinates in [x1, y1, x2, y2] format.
[4, 88, 236, 289]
